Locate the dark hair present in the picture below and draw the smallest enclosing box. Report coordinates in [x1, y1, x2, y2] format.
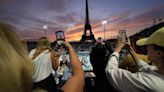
[153, 44, 164, 52]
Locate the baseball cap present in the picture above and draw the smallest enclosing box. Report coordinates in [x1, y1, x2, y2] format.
[136, 27, 164, 47]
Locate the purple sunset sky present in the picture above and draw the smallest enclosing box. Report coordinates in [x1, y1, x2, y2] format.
[0, 0, 164, 41]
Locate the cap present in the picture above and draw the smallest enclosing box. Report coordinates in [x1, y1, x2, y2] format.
[136, 27, 164, 47]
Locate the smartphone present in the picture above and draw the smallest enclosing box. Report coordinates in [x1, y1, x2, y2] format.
[118, 30, 127, 43]
[55, 31, 65, 46]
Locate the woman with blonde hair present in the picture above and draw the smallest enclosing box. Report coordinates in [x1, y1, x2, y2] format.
[0, 22, 34, 92]
[29, 37, 59, 92]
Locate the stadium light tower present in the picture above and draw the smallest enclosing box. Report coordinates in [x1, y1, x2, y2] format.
[43, 25, 48, 37]
[102, 20, 107, 41]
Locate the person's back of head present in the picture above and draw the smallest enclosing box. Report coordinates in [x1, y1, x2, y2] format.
[32, 37, 52, 59]
[0, 22, 34, 92]
[37, 37, 51, 50]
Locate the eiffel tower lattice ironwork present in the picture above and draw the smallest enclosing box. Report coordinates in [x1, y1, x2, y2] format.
[80, 0, 96, 43]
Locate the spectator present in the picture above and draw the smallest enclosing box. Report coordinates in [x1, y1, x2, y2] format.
[58, 54, 72, 87]
[106, 27, 164, 92]
[90, 38, 107, 80]
[90, 38, 117, 92]
[29, 37, 59, 92]
[0, 22, 34, 92]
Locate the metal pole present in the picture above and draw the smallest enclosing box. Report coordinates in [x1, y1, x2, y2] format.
[45, 30, 46, 37]
[43, 25, 48, 37]
[104, 24, 105, 41]
[102, 20, 107, 41]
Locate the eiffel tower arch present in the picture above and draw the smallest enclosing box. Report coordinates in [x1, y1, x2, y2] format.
[80, 0, 96, 43]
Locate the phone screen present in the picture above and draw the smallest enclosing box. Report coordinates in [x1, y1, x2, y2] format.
[56, 32, 65, 40]
[118, 30, 127, 43]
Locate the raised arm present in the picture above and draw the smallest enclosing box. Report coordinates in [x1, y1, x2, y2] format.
[125, 39, 150, 71]
[61, 41, 84, 92]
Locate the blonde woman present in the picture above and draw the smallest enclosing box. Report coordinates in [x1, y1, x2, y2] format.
[29, 37, 59, 92]
[0, 22, 34, 92]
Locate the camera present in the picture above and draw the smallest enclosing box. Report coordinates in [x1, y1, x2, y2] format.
[118, 30, 127, 43]
[55, 30, 65, 46]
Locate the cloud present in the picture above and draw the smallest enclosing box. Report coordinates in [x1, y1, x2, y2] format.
[99, 4, 164, 39]
[42, 0, 72, 12]
[0, 0, 164, 41]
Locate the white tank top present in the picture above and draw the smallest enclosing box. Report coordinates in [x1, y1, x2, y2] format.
[29, 49, 53, 82]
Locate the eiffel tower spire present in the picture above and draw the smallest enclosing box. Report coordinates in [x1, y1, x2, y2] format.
[80, 0, 96, 43]
[85, 0, 90, 25]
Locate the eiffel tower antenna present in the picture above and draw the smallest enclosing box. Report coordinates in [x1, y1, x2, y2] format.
[85, 0, 90, 25]
[80, 0, 96, 43]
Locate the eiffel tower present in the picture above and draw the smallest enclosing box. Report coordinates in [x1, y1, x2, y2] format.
[80, 0, 96, 43]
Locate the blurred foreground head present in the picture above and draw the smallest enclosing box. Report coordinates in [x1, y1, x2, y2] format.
[0, 22, 34, 92]
[136, 27, 164, 63]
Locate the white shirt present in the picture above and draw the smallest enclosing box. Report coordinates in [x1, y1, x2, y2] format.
[29, 49, 53, 82]
[105, 52, 164, 92]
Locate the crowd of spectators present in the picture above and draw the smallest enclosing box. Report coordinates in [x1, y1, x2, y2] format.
[1, 20, 164, 92]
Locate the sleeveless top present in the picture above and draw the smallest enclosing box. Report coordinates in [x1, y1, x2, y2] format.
[29, 49, 53, 82]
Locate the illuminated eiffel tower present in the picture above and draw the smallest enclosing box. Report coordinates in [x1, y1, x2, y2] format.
[80, 0, 96, 43]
